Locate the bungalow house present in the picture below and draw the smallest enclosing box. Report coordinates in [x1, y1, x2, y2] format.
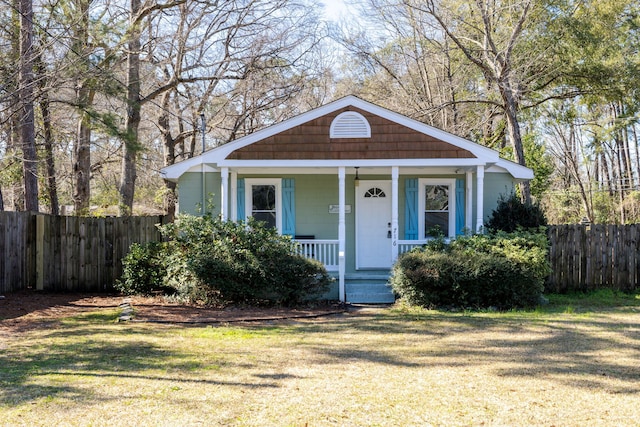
[161, 96, 533, 303]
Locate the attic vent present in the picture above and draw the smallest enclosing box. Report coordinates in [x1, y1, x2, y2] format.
[330, 111, 371, 138]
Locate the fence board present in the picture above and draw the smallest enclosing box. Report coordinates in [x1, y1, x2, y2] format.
[1, 213, 639, 294]
[0, 212, 165, 293]
[547, 224, 640, 292]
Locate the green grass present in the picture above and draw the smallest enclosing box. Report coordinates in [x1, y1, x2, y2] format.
[1, 293, 640, 426]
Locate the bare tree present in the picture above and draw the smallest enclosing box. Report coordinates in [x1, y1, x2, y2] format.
[19, 0, 39, 211]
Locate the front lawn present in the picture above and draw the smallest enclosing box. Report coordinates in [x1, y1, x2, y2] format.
[1, 292, 639, 426]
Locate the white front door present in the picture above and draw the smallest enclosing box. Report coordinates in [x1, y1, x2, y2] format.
[356, 180, 392, 269]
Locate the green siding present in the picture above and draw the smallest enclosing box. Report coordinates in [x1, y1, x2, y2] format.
[177, 172, 222, 216]
[482, 173, 517, 223]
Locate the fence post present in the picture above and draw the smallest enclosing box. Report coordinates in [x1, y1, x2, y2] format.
[36, 214, 44, 290]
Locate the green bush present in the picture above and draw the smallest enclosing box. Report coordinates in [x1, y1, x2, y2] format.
[182, 217, 331, 306]
[390, 231, 550, 309]
[485, 192, 547, 232]
[116, 242, 167, 295]
[118, 214, 332, 306]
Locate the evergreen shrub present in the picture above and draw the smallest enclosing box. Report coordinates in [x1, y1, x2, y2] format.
[485, 192, 547, 232]
[390, 231, 550, 310]
[117, 214, 331, 306]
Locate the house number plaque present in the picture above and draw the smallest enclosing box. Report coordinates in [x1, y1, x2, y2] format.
[328, 205, 351, 214]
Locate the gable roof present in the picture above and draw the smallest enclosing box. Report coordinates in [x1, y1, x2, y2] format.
[161, 96, 533, 180]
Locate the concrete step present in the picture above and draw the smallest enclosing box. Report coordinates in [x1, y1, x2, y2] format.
[345, 280, 395, 304]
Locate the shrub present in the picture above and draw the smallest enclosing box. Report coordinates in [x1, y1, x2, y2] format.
[390, 231, 550, 309]
[485, 192, 547, 232]
[116, 242, 167, 295]
[118, 214, 332, 306]
[184, 217, 331, 306]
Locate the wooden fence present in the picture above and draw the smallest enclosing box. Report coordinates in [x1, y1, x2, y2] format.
[1, 213, 639, 294]
[0, 212, 166, 293]
[546, 224, 640, 293]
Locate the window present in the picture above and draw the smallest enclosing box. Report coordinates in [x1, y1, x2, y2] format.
[419, 179, 455, 238]
[245, 179, 281, 232]
[364, 187, 386, 198]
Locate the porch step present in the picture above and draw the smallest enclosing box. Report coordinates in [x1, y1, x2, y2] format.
[345, 274, 395, 304]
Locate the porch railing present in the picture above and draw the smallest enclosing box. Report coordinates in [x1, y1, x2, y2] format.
[397, 240, 428, 255]
[295, 239, 339, 271]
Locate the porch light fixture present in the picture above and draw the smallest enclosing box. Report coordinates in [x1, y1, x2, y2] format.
[355, 167, 360, 186]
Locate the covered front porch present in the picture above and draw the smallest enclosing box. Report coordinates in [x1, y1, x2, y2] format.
[213, 164, 489, 303]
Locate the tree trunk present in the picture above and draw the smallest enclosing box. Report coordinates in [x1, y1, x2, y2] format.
[74, 105, 93, 215]
[159, 92, 177, 221]
[499, 77, 531, 204]
[119, 0, 141, 216]
[72, 0, 92, 215]
[19, 0, 38, 212]
[40, 85, 59, 215]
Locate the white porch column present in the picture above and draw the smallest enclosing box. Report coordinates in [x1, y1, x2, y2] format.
[338, 167, 346, 302]
[230, 170, 237, 221]
[391, 166, 399, 262]
[476, 165, 485, 232]
[466, 170, 473, 233]
[220, 167, 229, 221]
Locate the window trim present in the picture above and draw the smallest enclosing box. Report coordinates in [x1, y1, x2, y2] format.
[244, 178, 282, 233]
[418, 178, 456, 238]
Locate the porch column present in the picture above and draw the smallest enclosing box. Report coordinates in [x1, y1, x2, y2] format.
[230, 170, 237, 221]
[391, 166, 399, 262]
[220, 167, 229, 221]
[466, 170, 473, 233]
[476, 165, 484, 232]
[338, 167, 346, 302]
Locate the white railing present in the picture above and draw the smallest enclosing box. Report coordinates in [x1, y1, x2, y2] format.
[397, 240, 428, 255]
[295, 239, 339, 271]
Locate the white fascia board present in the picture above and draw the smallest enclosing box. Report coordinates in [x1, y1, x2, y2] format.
[219, 158, 488, 169]
[161, 156, 204, 181]
[492, 159, 534, 180]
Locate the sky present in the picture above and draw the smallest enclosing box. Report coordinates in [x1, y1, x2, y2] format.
[321, 0, 353, 22]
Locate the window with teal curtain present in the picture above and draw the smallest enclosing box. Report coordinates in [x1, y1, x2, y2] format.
[455, 178, 465, 235]
[237, 178, 245, 220]
[404, 178, 418, 240]
[282, 178, 295, 236]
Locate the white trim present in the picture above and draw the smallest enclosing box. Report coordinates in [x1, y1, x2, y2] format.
[220, 167, 229, 221]
[465, 170, 473, 232]
[230, 171, 238, 221]
[391, 167, 399, 262]
[218, 158, 488, 169]
[419, 178, 457, 238]
[330, 111, 371, 138]
[476, 166, 485, 232]
[244, 178, 282, 233]
[338, 167, 346, 303]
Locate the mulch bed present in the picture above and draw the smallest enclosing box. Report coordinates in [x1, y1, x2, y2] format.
[0, 290, 348, 334]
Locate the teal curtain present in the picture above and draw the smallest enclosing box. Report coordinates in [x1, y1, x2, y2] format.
[282, 178, 296, 236]
[455, 178, 465, 235]
[404, 178, 418, 240]
[237, 178, 245, 220]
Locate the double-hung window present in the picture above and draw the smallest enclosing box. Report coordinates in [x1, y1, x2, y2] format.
[419, 178, 456, 238]
[244, 179, 281, 232]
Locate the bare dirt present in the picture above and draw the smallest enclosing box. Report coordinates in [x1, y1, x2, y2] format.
[0, 290, 347, 334]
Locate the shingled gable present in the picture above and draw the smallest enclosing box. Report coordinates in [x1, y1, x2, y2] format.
[161, 96, 532, 180]
[225, 106, 476, 160]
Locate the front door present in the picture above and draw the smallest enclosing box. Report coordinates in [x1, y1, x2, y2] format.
[356, 180, 392, 269]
